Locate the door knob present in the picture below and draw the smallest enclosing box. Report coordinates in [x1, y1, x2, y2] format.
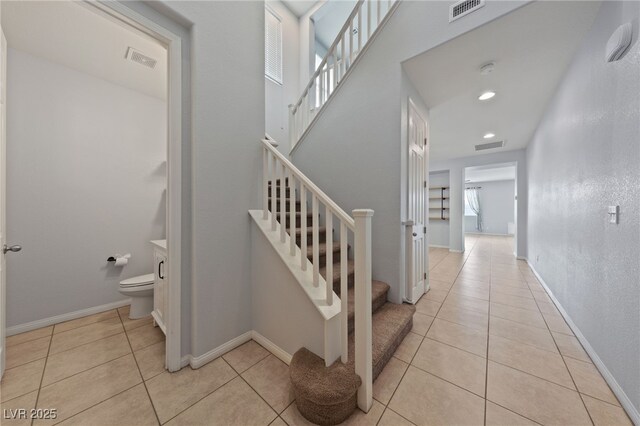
[2, 244, 22, 254]
[412, 232, 417, 237]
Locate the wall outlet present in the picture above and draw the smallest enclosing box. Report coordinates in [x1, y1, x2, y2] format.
[608, 205, 619, 224]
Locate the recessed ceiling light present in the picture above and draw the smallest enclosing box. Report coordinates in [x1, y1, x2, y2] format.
[483, 133, 495, 139]
[478, 91, 496, 101]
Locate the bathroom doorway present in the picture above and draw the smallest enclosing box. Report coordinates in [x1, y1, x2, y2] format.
[0, 0, 183, 377]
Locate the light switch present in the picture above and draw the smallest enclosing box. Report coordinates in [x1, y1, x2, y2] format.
[608, 206, 619, 224]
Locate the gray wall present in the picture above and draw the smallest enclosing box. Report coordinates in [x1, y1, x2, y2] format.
[292, 1, 528, 303]
[526, 1, 640, 418]
[465, 180, 515, 235]
[431, 150, 527, 256]
[6, 49, 166, 327]
[429, 171, 450, 248]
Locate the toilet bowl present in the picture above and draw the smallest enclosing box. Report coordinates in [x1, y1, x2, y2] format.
[119, 273, 154, 319]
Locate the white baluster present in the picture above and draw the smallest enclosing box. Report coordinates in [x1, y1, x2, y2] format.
[367, 0, 372, 39]
[377, 0, 381, 25]
[357, 7, 362, 54]
[354, 209, 373, 413]
[280, 165, 286, 243]
[263, 147, 268, 220]
[312, 195, 320, 287]
[301, 185, 307, 271]
[271, 154, 277, 231]
[325, 211, 333, 305]
[340, 34, 346, 82]
[290, 176, 296, 256]
[349, 20, 354, 67]
[340, 222, 348, 363]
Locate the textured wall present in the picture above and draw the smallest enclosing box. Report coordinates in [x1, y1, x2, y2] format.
[527, 1, 640, 417]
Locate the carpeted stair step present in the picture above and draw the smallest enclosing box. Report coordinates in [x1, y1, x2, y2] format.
[295, 226, 327, 245]
[267, 185, 292, 198]
[305, 241, 351, 264]
[319, 260, 354, 287]
[269, 198, 302, 212]
[345, 281, 389, 334]
[276, 211, 314, 227]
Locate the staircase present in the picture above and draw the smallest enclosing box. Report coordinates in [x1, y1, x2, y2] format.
[259, 139, 414, 425]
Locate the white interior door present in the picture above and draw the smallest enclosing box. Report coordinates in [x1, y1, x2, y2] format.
[406, 101, 428, 304]
[0, 25, 7, 379]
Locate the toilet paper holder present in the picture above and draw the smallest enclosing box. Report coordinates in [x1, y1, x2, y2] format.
[107, 256, 117, 262]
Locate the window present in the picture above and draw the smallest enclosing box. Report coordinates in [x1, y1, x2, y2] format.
[265, 7, 283, 84]
[464, 193, 477, 216]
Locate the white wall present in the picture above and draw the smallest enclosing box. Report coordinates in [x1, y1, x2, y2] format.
[526, 1, 640, 420]
[430, 149, 527, 256]
[465, 180, 515, 235]
[6, 48, 166, 327]
[265, 0, 300, 151]
[428, 171, 450, 248]
[292, 1, 528, 303]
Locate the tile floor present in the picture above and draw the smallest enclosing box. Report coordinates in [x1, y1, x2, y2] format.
[0, 235, 633, 425]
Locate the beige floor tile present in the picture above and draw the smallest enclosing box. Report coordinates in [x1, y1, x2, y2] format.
[424, 289, 448, 303]
[54, 310, 119, 334]
[490, 286, 533, 299]
[373, 356, 408, 405]
[58, 384, 158, 426]
[489, 317, 557, 353]
[452, 279, 491, 291]
[488, 334, 574, 389]
[415, 297, 441, 317]
[389, 366, 484, 425]
[581, 394, 633, 426]
[485, 401, 538, 426]
[35, 354, 142, 424]
[412, 338, 486, 396]
[491, 293, 539, 312]
[426, 319, 487, 357]
[223, 341, 271, 373]
[564, 357, 619, 405]
[393, 332, 423, 363]
[0, 391, 38, 426]
[531, 290, 552, 304]
[118, 306, 155, 331]
[552, 332, 591, 362]
[428, 280, 452, 292]
[49, 317, 123, 355]
[127, 323, 165, 352]
[165, 377, 276, 426]
[436, 305, 488, 331]
[490, 278, 529, 289]
[536, 301, 561, 315]
[378, 409, 415, 426]
[410, 313, 434, 336]
[6, 327, 53, 347]
[541, 311, 573, 335]
[0, 359, 45, 402]
[450, 286, 490, 301]
[242, 355, 293, 414]
[43, 333, 131, 386]
[441, 293, 489, 314]
[269, 417, 288, 426]
[489, 303, 547, 329]
[6, 336, 50, 369]
[487, 361, 591, 425]
[146, 357, 237, 423]
[280, 399, 384, 426]
[134, 341, 166, 380]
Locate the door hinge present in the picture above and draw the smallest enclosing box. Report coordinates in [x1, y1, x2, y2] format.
[424, 272, 427, 279]
[423, 180, 427, 188]
[423, 226, 427, 234]
[424, 137, 427, 146]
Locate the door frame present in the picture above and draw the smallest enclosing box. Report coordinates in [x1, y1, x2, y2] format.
[0, 20, 7, 379]
[404, 98, 429, 304]
[84, 1, 183, 372]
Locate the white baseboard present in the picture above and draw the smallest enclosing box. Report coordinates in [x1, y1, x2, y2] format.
[428, 244, 449, 249]
[186, 330, 293, 370]
[6, 299, 131, 336]
[527, 262, 640, 425]
[465, 231, 510, 236]
[449, 249, 464, 253]
[252, 331, 292, 365]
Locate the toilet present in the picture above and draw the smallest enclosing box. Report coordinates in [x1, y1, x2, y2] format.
[119, 273, 154, 319]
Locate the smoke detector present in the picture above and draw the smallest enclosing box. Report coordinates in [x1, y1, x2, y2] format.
[125, 47, 157, 69]
[475, 141, 505, 151]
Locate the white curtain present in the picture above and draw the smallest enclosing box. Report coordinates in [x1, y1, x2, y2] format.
[465, 188, 483, 232]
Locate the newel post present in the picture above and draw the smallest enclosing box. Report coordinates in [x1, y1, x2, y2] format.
[353, 208, 373, 413]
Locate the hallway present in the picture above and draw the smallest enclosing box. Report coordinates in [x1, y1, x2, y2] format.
[375, 235, 631, 425]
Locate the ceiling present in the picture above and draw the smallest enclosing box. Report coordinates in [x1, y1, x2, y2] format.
[2, 1, 167, 100]
[465, 164, 515, 183]
[281, 0, 321, 18]
[403, 1, 601, 162]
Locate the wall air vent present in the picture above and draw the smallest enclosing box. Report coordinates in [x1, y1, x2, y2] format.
[125, 47, 157, 69]
[449, 0, 485, 22]
[475, 140, 505, 151]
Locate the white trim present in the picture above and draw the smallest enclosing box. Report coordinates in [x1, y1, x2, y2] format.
[88, 1, 183, 373]
[251, 331, 292, 365]
[465, 232, 510, 237]
[516, 255, 527, 261]
[6, 299, 131, 336]
[428, 244, 450, 249]
[189, 331, 252, 369]
[527, 262, 640, 425]
[449, 249, 464, 253]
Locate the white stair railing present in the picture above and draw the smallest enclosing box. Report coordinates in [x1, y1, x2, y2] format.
[261, 138, 374, 412]
[289, 0, 399, 151]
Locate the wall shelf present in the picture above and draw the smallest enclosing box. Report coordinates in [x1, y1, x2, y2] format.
[428, 186, 449, 220]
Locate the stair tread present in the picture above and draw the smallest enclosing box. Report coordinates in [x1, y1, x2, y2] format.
[346, 281, 389, 321]
[295, 226, 327, 236]
[319, 260, 354, 283]
[306, 241, 341, 257]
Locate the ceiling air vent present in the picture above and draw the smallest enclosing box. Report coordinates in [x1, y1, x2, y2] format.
[125, 47, 157, 69]
[450, 0, 485, 22]
[475, 140, 505, 151]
